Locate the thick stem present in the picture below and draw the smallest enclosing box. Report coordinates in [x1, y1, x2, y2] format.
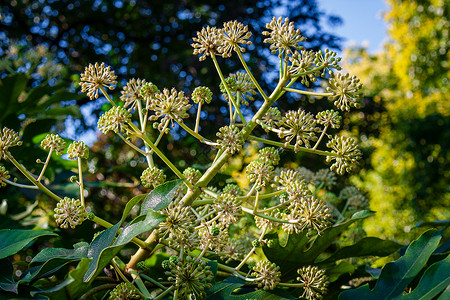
[195, 102, 202, 133]
[126, 230, 159, 271]
[77, 157, 85, 207]
[136, 100, 154, 167]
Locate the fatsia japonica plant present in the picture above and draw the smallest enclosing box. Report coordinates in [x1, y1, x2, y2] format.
[0, 17, 414, 299]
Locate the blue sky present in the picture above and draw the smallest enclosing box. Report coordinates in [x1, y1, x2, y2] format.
[318, 0, 389, 53]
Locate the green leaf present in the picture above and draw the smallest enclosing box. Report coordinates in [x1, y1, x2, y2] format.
[140, 179, 184, 214]
[326, 261, 356, 282]
[0, 73, 28, 122]
[0, 259, 17, 293]
[0, 229, 58, 259]
[438, 285, 450, 300]
[319, 237, 402, 264]
[339, 229, 442, 300]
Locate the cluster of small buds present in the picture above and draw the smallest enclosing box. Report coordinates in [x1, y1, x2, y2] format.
[198, 222, 228, 251]
[224, 72, 257, 105]
[315, 49, 342, 76]
[183, 167, 202, 185]
[297, 266, 329, 300]
[159, 202, 195, 239]
[140, 166, 166, 189]
[67, 141, 89, 159]
[312, 169, 337, 190]
[251, 260, 282, 290]
[148, 88, 191, 132]
[326, 136, 362, 175]
[191, 86, 213, 104]
[217, 20, 252, 58]
[40, 133, 66, 156]
[288, 50, 318, 85]
[97, 106, 131, 134]
[0, 127, 22, 159]
[216, 125, 245, 154]
[80, 62, 117, 100]
[222, 183, 242, 196]
[254, 209, 281, 231]
[316, 110, 341, 129]
[327, 73, 363, 111]
[191, 26, 222, 61]
[262, 17, 306, 58]
[340, 186, 369, 211]
[213, 193, 242, 226]
[261, 107, 282, 131]
[258, 147, 280, 166]
[108, 282, 141, 300]
[279, 109, 320, 150]
[219, 76, 238, 94]
[140, 82, 160, 101]
[168, 232, 200, 252]
[275, 168, 308, 197]
[120, 78, 146, 111]
[165, 255, 214, 299]
[0, 166, 10, 187]
[218, 238, 245, 263]
[54, 197, 86, 229]
[246, 159, 275, 188]
[296, 167, 315, 183]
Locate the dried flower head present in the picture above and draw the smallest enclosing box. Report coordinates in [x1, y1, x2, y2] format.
[297, 266, 329, 300]
[312, 169, 337, 190]
[0, 127, 22, 159]
[251, 260, 281, 290]
[316, 110, 341, 129]
[97, 106, 131, 134]
[80, 62, 117, 100]
[258, 147, 280, 166]
[120, 78, 146, 111]
[279, 109, 319, 150]
[214, 193, 242, 226]
[108, 282, 141, 300]
[326, 136, 361, 175]
[191, 26, 222, 61]
[141, 166, 166, 189]
[165, 256, 214, 299]
[246, 159, 275, 187]
[54, 197, 86, 229]
[216, 125, 245, 154]
[148, 88, 191, 132]
[40, 133, 66, 156]
[261, 107, 282, 131]
[159, 202, 195, 239]
[67, 141, 89, 159]
[0, 166, 10, 187]
[327, 73, 363, 111]
[183, 167, 202, 185]
[192, 86, 213, 104]
[262, 17, 306, 58]
[218, 20, 252, 57]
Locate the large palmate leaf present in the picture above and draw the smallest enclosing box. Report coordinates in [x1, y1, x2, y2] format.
[339, 229, 445, 300]
[140, 179, 184, 214]
[0, 229, 58, 260]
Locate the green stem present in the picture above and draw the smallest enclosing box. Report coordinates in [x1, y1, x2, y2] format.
[79, 283, 117, 300]
[154, 286, 176, 300]
[236, 50, 268, 101]
[283, 87, 332, 97]
[37, 148, 53, 182]
[195, 102, 202, 133]
[3, 179, 38, 189]
[313, 124, 329, 150]
[178, 122, 217, 146]
[118, 133, 148, 156]
[241, 206, 292, 224]
[129, 270, 152, 299]
[235, 225, 267, 271]
[136, 99, 154, 167]
[150, 120, 169, 154]
[141, 274, 173, 293]
[77, 157, 85, 207]
[253, 190, 260, 214]
[99, 86, 117, 107]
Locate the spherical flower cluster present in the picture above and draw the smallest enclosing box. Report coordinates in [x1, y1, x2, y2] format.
[219, 76, 238, 94]
[312, 169, 336, 190]
[148, 88, 191, 132]
[297, 266, 329, 300]
[192, 86, 213, 104]
[191, 26, 222, 61]
[54, 197, 86, 229]
[288, 50, 317, 85]
[223, 72, 257, 105]
[0, 166, 10, 187]
[165, 256, 214, 299]
[216, 125, 245, 154]
[169, 232, 200, 252]
[217, 20, 252, 58]
[339, 186, 360, 200]
[258, 147, 280, 166]
[296, 167, 315, 183]
[279, 109, 319, 150]
[262, 17, 306, 58]
[0, 127, 22, 159]
[340, 186, 369, 211]
[214, 193, 242, 226]
[315, 49, 342, 76]
[159, 202, 195, 239]
[140, 166, 166, 189]
[80, 62, 117, 100]
[108, 282, 141, 300]
[67, 141, 89, 159]
[218, 238, 245, 263]
[198, 222, 228, 251]
[245, 159, 275, 188]
[222, 183, 242, 196]
[327, 73, 363, 111]
[40, 133, 66, 156]
[120, 78, 146, 111]
[97, 106, 131, 134]
[251, 260, 281, 290]
[275, 169, 304, 194]
[316, 110, 341, 129]
[140, 82, 160, 101]
[326, 136, 361, 175]
[261, 107, 282, 131]
[183, 167, 202, 185]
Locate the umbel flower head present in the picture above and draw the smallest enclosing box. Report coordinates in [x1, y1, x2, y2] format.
[192, 86, 213, 104]
[183, 167, 203, 185]
[288, 50, 318, 85]
[120, 78, 146, 111]
[258, 147, 280, 166]
[54, 197, 86, 229]
[191, 26, 222, 61]
[214, 193, 242, 226]
[80, 62, 117, 100]
[262, 17, 306, 58]
[148, 88, 191, 132]
[223, 72, 257, 105]
[279, 109, 319, 150]
[297, 266, 329, 300]
[251, 260, 281, 290]
[108, 282, 141, 300]
[216, 125, 245, 154]
[67, 141, 89, 159]
[140, 166, 166, 189]
[159, 202, 195, 239]
[312, 169, 336, 190]
[217, 20, 252, 58]
[0, 166, 10, 187]
[326, 136, 362, 175]
[327, 72, 363, 111]
[316, 110, 341, 129]
[261, 107, 282, 131]
[140, 81, 160, 101]
[165, 255, 214, 299]
[40, 133, 66, 156]
[0, 127, 22, 159]
[246, 159, 275, 188]
[98, 106, 131, 134]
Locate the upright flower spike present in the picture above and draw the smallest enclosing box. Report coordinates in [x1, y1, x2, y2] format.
[67, 141, 89, 159]
[297, 266, 329, 300]
[80, 62, 117, 100]
[0, 166, 10, 187]
[192, 86, 213, 104]
[0, 127, 22, 159]
[140, 166, 166, 189]
[327, 72, 363, 111]
[120, 78, 146, 111]
[191, 26, 222, 61]
[279, 109, 320, 150]
[216, 125, 245, 154]
[97, 106, 131, 134]
[218, 20, 252, 58]
[326, 136, 362, 175]
[54, 197, 87, 229]
[262, 17, 306, 58]
[40, 133, 66, 156]
[251, 260, 281, 290]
